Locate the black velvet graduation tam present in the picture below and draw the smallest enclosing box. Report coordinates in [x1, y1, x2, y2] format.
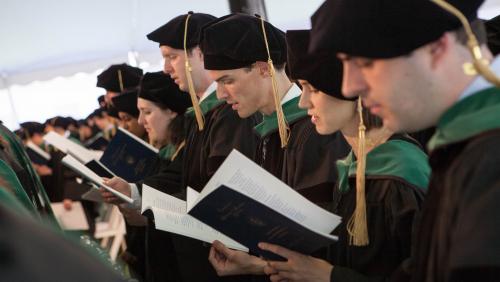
[19, 122, 45, 136]
[309, 0, 485, 58]
[200, 13, 287, 70]
[147, 12, 216, 49]
[96, 63, 143, 93]
[286, 29, 354, 101]
[138, 72, 192, 114]
[105, 104, 120, 119]
[65, 117, 78, 129]
[486, 15, 500, 56]
[97, 95, 105, 104]
[91, 108, 106, 119]
[111, 89, 140, 118]
[77, 119, 89, 127]
[51, 116, 72, 130]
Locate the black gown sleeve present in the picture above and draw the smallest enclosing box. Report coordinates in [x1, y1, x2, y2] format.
[137, 148, 185, 199]
[285, 120, 349, 205]
[446, 135, 500, 282]
[206, 105, 258, 178]
[330, 177, 424, 282]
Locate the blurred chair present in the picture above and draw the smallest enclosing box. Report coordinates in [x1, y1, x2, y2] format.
[94, 204, 127, 261]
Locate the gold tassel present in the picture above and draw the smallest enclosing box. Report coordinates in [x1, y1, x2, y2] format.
[118, 69, 124, 92]
[431, 0, 500, 87]
[183, 12, 205, 131]
[258, 15, 289, 148]
[347, 97, 369, 246]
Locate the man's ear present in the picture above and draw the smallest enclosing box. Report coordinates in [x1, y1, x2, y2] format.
[427, 33, 451, 70]
[193, 46, 204, 61]
[255, 61, 270, 78]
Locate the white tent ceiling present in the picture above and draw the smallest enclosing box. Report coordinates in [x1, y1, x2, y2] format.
[0, 0, 232, 87]
[1, 0, 499, 89]
[0, 0, 326, 88]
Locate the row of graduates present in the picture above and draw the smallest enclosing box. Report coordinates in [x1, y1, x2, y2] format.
[4, 0, 499, 281]
[95, 7, 436, 282]
[18, 113, 107, 198]
[106, 1, 500, 281]
[14, 69, 148, 239]
[16, 102, 139, 210]
[0, 94, 129, 278]
[16, 62, 195, 279]
[5, 62, 203, 280]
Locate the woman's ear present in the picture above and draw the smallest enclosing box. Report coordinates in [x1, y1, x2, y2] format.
[168, 109, 178, 120]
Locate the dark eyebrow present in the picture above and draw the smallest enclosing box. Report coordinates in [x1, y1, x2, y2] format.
[215, 75, 230, 83]
[162, 50, 175, 57]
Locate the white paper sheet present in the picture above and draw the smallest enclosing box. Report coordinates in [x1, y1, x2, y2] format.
[61, 154, 133, 204]
[141, 185, 248, 252]
[43, 131, 95, 163]
[51, 201, 89, 230]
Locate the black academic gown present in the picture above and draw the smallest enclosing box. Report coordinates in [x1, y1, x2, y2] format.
[408, 127, 436, 154]
[136, 147, 185, 282]
[120, 145, 179, 282]
[250, 94, 349, 282]
[175, 92, 259, 282]
[140, 147, 184, 197]
[181, 101, 258, 192]
[0, 202, 125, 282]
[47, 150, 97, 234]
[255, 116, 349, 208]
[412, 87, 500, 282]
[328, 135, 428, 282]
[122, 222, 146, 280]
[253, 92, 350, 210]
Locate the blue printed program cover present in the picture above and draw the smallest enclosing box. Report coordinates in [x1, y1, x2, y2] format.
[188, 185, 337, 260]
[99, 128, 158, 182]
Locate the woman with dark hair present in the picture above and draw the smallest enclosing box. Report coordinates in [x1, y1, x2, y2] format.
[132, 71, 191, 194]
[100, 71, 192, 282]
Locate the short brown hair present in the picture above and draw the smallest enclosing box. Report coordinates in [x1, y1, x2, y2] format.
[453, 19, 487, 46]
[243, 62, 286, 73]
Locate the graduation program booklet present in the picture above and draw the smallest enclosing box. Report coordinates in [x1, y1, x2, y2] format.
[145, 149, 341, 257]
[42, 131, 112, 177]
[43, 131, 98, 163]
[84, 132, 109, 150]
[141, 184, 248, 251]
[61, 154, 133, 204]
[99, 127, 159, 182]
[44, 129, 154, 181]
